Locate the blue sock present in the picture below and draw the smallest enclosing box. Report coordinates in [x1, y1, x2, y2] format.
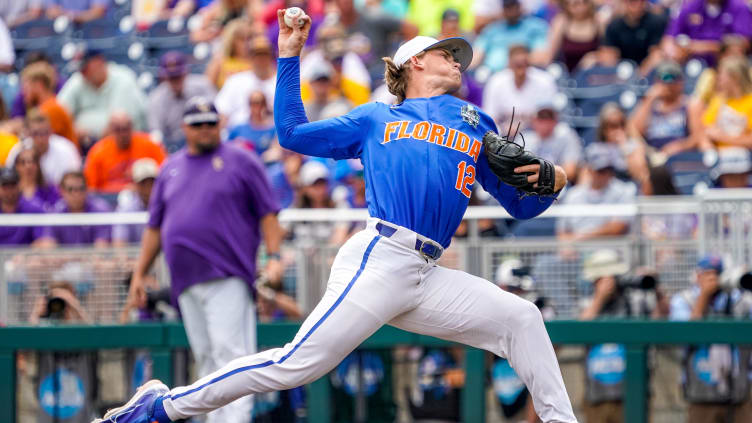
[150, 396, 172, 423]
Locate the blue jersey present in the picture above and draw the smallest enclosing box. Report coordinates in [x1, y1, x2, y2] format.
[275, 57, 556, 248]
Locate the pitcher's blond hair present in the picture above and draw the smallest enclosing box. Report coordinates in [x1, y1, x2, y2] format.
[382, 51, 426, 104]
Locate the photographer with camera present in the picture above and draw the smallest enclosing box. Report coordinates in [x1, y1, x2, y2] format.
[669, 255, 752, 423]
[29, 281, 92, 324]
[579, 249, 667, 423]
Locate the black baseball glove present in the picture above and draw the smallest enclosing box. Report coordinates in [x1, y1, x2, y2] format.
[482, 130, 557, 196]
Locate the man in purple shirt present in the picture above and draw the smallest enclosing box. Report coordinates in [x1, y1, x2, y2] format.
[665, 0, 752, 66]
[0, 167, 54, 246]
[127, 97, 285, 423]
[50, 171, 112, 247]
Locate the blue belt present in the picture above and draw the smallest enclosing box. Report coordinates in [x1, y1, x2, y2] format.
[375, 222, 443, 261]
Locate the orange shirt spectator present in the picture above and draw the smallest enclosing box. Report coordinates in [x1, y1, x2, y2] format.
[39, 97, 77, 148]
[21, 61, 79, 149]
[84, 112, 166, 194]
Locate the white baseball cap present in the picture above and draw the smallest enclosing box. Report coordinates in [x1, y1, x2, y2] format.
[132, 158, 159, 183]
[299, 160, 330, 186]
[392, 36, 473, 72]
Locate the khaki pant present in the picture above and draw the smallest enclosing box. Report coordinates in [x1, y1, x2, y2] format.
[583, 401, 622, 423]
[688, 400, 752, 423]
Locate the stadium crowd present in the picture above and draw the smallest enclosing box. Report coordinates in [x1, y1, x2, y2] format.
[0, 0, 751, 247]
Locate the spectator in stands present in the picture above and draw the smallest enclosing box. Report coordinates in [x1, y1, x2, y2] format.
[13, 146, 60, 211]
[579, 249, 667, 422]
[58, 49, 148, 145]
[46, 0, 108, 24]
[471, 0, 548, 73]
[5, 110, 80, 186]
[216, 35, 277, 127]
[147, 51, 216, 153]
[290, 160, 351, 245]
[533, 0, 602, 72]
[21, 61, 78, 149]
[406, 2, 472, 38]
[557, 143, 636, 242]
[602, 0, 666, 70]
[303, 62, 353, 122]
[664, 0, 752, 67]
[205, 18, 254, 89]
[266, 149, 301, 209]
[0, 0, 44, 28]
[670, 255, 752, 423]
[10, 52, 63, 121]
[29, 281, 92, 324]
[712, 147, 752, 188]
[113, 158, 158, 247]
[629, 61, 695, 156]
[334, 0, 418, 79]
[0, 167, 54, 246]
[595, 102, 652, 191]
[226, 90, 279, 162]
[525, 102, 582, 182]
[699, 56, 752, 151]
[483, 44, 558, 129]
[690, 36, 748, 111]
[435, 8, 472, 41]
[0, 17, 14, 73]
[300, 22, 370, 107]
[189, 0, 251, 43]
[51, 171, 111, 247]
[84, 111, 166, 195]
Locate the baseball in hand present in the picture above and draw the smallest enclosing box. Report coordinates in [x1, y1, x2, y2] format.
[284, 7, 306, 28]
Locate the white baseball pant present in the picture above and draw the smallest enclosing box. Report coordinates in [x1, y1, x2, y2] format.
[177, 277, 256, 423]
[163, 218, 577, 423]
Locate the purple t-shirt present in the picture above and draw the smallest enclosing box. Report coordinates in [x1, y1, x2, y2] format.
[667, 0, 752, 46]
[50, 196, 112, 244]
[25, 184, 61, 212]
[148, 143, 280, 300]
[0, 198, 51, 245]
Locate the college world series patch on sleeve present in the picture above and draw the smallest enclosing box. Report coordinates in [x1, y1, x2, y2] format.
[461, 104, 479, 129]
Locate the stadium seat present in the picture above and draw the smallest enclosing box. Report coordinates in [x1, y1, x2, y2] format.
[73, 16, 136, 50]
[11, 18, 70, 50]
[546, 62, 570, 86]
[567, 61, 638, 118]
[138, 18, 191, 51]
[104, 41, 147, 68]
[11, 18, 73, 65]
[683, 58, 707, 94]
[664, 150, 712, 195]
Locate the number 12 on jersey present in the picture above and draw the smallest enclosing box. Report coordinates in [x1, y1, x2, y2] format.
[455, 161, 476, 198]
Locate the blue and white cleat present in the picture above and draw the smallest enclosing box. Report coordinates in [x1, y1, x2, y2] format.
[92, 379, 169, 423]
